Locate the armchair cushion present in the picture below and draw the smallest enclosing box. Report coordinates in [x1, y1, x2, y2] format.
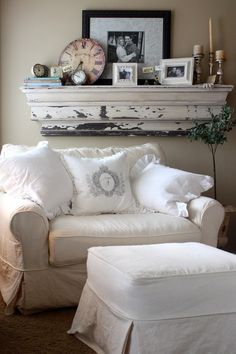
[49, 213, 201, 266]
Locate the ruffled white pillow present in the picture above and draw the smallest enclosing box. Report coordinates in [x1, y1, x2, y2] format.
[130, 153, 157, 179]
[63, 152, 136, 215]
[132, 162, 214, 217]
[0, 144, 73, 219]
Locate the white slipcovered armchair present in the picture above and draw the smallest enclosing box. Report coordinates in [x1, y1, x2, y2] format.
[0, 142, 224, 314]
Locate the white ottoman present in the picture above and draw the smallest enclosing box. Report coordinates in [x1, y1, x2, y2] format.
[68, 242, 236, 354]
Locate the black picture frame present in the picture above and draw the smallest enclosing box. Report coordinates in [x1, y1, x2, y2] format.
[82, 10, 171, 85]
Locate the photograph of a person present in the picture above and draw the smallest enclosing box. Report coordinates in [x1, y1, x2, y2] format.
[118, 66, 132, 80]
[167, 65, 185, 78]
[107, 31, 144, 63]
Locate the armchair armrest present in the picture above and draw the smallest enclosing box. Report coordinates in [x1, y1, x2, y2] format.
[0, 192, 49, 270]
[188, 196, 224, 247]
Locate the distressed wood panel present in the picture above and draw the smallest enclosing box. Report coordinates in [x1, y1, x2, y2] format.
[21, 85, 233, 136]
[31, 104, 223, 121]
[41, 120, 192, 136]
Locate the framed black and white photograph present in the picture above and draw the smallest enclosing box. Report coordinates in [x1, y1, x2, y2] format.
[107, 32, 144, 64]
[167, 65, 185, 78]
[159, 58, 194, 85]
[112, 63, 137, 86]
[82, 10, 171, 83]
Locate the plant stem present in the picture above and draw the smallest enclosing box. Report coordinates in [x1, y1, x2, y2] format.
[209, 145, 217, 200]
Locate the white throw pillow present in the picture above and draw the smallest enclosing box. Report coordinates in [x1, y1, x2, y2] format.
[0, 145, 73, 219]
[132, 162, 214, 217]
[63, 152, 136, 215]
[0, 140, 48, 158]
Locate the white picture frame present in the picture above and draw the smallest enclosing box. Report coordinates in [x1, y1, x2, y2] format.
[159, 57, 194, 85]
[112, 63, 138, 86]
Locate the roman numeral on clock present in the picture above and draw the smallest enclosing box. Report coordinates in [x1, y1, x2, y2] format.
[94, 50, 102, 56]
[95, 61, 103, 66]
[73, 42, 78, 50]
[92, 68, 99, 75]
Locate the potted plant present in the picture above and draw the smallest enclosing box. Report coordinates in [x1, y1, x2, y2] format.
[187, 104, 235, 200]
[187, 104, 236, 247]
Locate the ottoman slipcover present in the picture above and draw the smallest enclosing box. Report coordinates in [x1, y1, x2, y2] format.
[69, 242, 236, 354]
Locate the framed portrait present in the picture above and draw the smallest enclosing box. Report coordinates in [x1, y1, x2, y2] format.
[159, 58, 194, 85]
[82, 10, 171, 84]
[113, 63, 137, 86]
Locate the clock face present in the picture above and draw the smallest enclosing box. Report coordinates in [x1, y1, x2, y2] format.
[71, 70, 87, 85]
[58, 38, 105, 84]
[32, 63, 48, 77]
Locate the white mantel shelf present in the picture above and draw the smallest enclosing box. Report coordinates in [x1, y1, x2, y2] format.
[20, 84, 233, 136]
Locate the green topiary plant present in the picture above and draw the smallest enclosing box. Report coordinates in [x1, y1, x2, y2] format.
[187, 105, 235, 200]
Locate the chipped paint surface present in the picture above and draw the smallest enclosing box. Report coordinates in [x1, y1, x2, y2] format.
[21, 85, 233, 136]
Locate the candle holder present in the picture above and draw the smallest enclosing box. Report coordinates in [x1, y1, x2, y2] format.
[209, 52, 214, 76]
[216, 58, 225, 84]
[193, 53, 204, 84]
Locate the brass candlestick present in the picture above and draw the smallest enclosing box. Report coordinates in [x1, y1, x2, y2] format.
[193, 53, 204, 84]
[216, 58, 225, 84]
[209, 52, 214, 76]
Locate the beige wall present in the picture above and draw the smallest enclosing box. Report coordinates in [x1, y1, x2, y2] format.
[1, 0, 236, 239]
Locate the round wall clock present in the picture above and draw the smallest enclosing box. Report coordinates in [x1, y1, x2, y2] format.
[58, 38, 105, 84]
